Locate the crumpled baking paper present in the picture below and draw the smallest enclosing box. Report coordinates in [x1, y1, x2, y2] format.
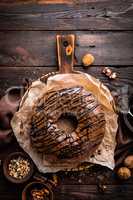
[11, 72, 118, 173]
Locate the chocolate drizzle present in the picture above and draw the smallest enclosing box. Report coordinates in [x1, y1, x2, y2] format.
[30, 86, 105, 161]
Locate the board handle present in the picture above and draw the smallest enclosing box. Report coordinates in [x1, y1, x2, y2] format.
[56, 34, 75, 73]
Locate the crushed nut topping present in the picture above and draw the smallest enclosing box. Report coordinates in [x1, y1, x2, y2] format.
[8, 156, 30, 179]
[31, 188, 50, 200]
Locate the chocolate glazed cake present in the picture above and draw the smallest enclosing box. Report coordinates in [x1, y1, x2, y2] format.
[30, 86, 105, 160]
[11, 35, 118, 172]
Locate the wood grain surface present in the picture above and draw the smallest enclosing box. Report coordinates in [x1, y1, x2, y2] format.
[0, 31, 132, 66]
[0, 66, 133, 96]
[0, 0, 133, 30]
[0, 1, 133, 200]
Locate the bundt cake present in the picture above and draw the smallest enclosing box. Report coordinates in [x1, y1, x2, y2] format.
[30, 86, 105, 160]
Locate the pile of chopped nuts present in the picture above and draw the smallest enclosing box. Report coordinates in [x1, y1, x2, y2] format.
[31, 188, 50, 200]
[8, 156, 30, 179]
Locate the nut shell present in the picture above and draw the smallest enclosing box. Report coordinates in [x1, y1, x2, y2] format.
[124, 155, 133, 169]
[82, 54, 95, 67]
[109, 72, 117, 80]
[117, 167, 131, 180]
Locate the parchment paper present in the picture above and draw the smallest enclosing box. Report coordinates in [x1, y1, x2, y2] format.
[11, 72, 118, 173]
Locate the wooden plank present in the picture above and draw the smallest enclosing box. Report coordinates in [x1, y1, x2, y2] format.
[0, 184, 133, 200]
[0, 66, 133, 101]
[54, 184, 133, 200]
[0, 172, 133, 200]
[0, 0, 127, 5]
[0, 167, 133, 200]
[0, 31, 133, 66]
[0, 0, 73, 4]
[0, 0, 133, 30]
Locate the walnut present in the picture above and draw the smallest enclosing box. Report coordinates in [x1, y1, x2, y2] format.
[117, 167, 131, 180]
[82, 54, 95, 67]
[124, 155, 133, 169]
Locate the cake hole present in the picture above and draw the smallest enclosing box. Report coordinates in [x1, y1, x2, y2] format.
[57, 113, 78, 133]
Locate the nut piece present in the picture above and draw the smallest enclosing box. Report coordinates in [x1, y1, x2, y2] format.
[102, 67, 117, 79]
[8, 157, 30, 179]
[109, 72, 117, 79]
[117, 167, 131, 180]
[82, 54, 95, 67]
[102, 67, 112, 76]
[124, 155, 133, 169]
[31, 188, 50, 200]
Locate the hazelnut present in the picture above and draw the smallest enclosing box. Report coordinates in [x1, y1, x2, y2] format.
[109, 72, 117, 79]
[102, 67, 112, 76]
[82, 54, 95, 67]
[102, 67, 109, 74]
[117, 167, 131, 180]
[106, 68, 112, 76]
[124, 155, 133, 169]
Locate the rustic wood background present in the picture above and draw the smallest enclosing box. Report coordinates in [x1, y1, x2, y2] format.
[0, 0, 133, 199]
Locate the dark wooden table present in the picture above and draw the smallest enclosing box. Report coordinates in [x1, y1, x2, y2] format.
[0, 1, 133, 199]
